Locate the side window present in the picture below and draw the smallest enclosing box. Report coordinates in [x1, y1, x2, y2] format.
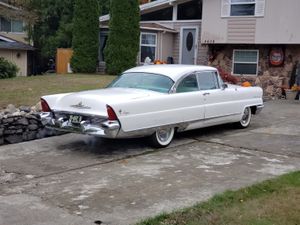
[197, 71, 219, 90]
[176, 74, 199, 93]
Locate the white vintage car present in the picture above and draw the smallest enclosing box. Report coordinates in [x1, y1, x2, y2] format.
[41, 65, 263, 147]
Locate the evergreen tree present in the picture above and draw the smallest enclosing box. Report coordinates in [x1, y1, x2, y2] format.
[100, 0, 110, 15]
[71, 0, 99, 73]
[104, 0, 140, 74]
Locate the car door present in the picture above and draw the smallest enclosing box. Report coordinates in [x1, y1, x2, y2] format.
[197, 71, 241, 125]
[175, 73, 205, 130]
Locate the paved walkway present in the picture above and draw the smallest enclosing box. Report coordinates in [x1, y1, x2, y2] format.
[0, 100, 299, 225]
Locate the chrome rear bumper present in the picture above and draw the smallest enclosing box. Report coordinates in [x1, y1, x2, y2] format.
[40, 112, 120, 138]
[256, 104, 264, 114]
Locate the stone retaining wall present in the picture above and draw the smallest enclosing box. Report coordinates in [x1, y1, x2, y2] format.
[0, 104, 57, 145]
[208, 45, 300, 98]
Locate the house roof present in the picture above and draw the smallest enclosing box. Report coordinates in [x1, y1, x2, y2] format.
[0, 1, 20, 10]
[100, 21, 177, 33]
[100, 0, 189, 22]
[0, 35, 34, 51]
[140, 23, 177, 33]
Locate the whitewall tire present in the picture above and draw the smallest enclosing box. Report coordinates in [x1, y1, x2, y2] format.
[150, 127, 175, 148]
[236, 107, 252, 128]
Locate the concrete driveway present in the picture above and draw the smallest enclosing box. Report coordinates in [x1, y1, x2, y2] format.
[0, 100, 299, 225]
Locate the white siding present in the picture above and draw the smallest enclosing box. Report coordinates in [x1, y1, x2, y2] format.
[159, 21, 208, 65]
[202, 0, 300, 44]
[0, 50, 28, 76]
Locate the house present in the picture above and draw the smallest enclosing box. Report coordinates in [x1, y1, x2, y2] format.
[100, 0, 299, 98]
[0, 1, 34, 76]
[201, 0, 300, 97]
[99, 0, 207, 73]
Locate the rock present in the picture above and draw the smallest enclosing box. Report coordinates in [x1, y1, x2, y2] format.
[24, 131, 37, 141]
[16, 117, 29, 126]
[0, 137, 3, 145]
[265, 86, 274, 96]
[25, 114, 39, 120]
[29, 119, 38, 124]
[34, 102, 42, 112]
[5, 134, 23, 144]
[255, 77, 262, 86]
[12, 111, 22, 116]
[19, 106, 31, 113]
[16, 129, 23, 134]
[284, 62, 293, 72]
[28, 124, 39, 131]
[4, 104, 17, 114]
[263, 70, 271, 77]
[37, 129, 46, 139]
[216, 52, 225, 61]
[0, 128, 3, 136]
[2, 117, 14, 124]
[4, 129, 17, 135]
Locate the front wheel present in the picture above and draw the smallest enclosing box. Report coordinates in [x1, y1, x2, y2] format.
[235, 107, 252, 128]
[149, 127, 175, 148]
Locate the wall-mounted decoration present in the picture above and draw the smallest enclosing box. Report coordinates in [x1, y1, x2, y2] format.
[269, 47, 284, 67]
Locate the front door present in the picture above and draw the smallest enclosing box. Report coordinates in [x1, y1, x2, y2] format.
[181, 28, 197, 65]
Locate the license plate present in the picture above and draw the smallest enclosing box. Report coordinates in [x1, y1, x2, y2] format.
[69, 115, 82, 124]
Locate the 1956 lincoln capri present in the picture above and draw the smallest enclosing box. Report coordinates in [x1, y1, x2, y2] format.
[40, 65, 263, 147]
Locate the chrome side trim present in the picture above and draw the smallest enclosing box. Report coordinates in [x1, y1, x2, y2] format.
[203, 112, 241, 121]
[52, 110, 107, 119]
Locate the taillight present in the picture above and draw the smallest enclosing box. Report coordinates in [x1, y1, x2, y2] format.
[41, 98, 51, 112]
[106, 105, 118, 120]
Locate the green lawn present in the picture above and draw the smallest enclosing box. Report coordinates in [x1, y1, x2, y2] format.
[0, 74, 116, 109]
[137, 171, 300, 225]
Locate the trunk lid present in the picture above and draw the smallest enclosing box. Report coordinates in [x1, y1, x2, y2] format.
[48, 88, 162, 116]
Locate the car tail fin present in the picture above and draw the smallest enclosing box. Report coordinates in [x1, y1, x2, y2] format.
[106, 105, 118, 120]
[41, 98, 51, 112]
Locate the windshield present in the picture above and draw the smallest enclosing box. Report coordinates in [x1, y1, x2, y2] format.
[108, 72, 174, 93]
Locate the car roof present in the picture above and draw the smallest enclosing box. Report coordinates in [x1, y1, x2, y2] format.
[123, 64, 218, 82]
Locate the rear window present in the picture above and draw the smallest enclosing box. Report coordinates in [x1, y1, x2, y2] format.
[108, 72, 174, 93]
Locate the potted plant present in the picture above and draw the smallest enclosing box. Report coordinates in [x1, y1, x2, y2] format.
[285, 85, 299, 100]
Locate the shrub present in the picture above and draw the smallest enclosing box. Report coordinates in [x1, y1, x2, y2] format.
[0, 57, 19, 79]
[104, 0, 140, 75]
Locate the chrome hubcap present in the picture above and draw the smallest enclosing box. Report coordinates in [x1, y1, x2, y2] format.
[157, 128, 172, 143]
[241, 108, 250, 125]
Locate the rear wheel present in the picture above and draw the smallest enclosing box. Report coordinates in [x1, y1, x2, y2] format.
[150, 127, 175, 148]
[236, 107, 252, 128]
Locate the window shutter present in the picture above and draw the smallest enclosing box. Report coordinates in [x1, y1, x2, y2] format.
[255, 0, 265, 17]
[221, 0, 230, 17]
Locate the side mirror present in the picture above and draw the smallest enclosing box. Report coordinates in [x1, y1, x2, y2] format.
[221, 84, 228, 90]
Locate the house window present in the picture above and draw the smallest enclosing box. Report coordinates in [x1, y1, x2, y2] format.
[0, 17, 24, 33]
[177, 0, 202, 20]
[230, 0, 255, 16]
[1, 17, 11, 32]
[140, 32, 157, 63]
[233, 50, 258, 75]
[141, 7, 173, 21]
[221, 0, 265, 17]
[12, 20, 23, 32]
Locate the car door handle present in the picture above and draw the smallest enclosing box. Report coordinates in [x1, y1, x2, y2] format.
[203, 92, 210, 96]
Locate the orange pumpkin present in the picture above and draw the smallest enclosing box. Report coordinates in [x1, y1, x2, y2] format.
[242, 81, 252, 87]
